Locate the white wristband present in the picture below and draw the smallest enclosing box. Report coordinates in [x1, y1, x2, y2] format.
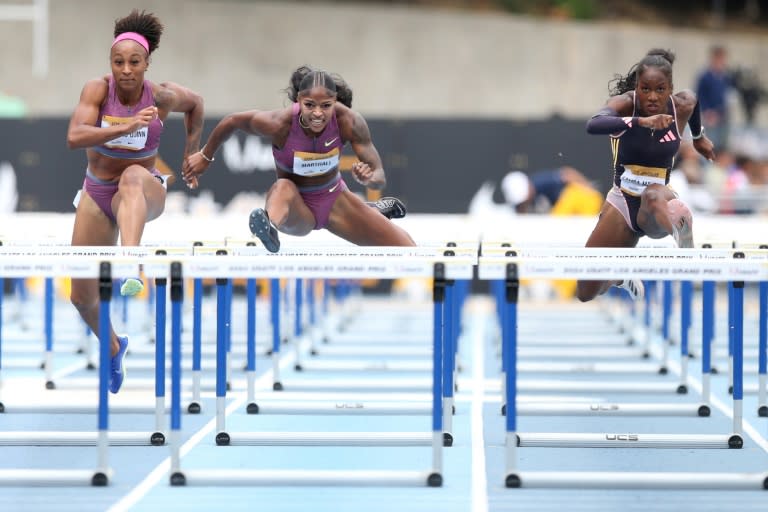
[199, 146, 215, 162]
[691, 128, 705, 140]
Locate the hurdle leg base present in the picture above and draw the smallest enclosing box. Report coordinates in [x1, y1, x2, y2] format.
[657, 366, 668, 375]
[676, 384, 688, 394]
[501, 404, 506, 416]
[443, 432, 453, 447]
[758, 405, 768, 417]
[505, 473, 522, 488]
[170, 471, 187, 486]
[698, 405, 711, 417]
[427, 472, 443, 487]
[216, 432, 231, 446]
[728, 434, 743, 449]
[0, 402, 4, 413]
[187, 402, 202, 414]
[86, 362, 96, 370]
[150, 432, 166, 446]
[294, 364, 303, 371]
[246, 403, 259, 414]
[273, 382, 283, 391]
[91, 472, 108, 487]
[45, 381, 55, 390]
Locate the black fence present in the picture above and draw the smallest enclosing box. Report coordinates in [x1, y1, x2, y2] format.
[0, 116, 610, 214]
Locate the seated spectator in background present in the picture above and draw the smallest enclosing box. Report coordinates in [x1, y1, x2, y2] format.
[501, 166, 603, 215]
[722, 140, 768, 214]
[669, 141, 717, 213]
[500, 166, 603, 300]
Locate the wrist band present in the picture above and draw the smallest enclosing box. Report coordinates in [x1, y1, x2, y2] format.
[199, 146, 214, 162]
[692, 128, 705, 140]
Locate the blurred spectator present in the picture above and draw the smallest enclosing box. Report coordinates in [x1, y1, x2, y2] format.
[500, 166, 603, 300]
[730, 66, 768, 127]
[721, 136, 768, 214]
[500, 166, 603, 215]
[695, 45, 731, 150]
[669, 141, 717, 213]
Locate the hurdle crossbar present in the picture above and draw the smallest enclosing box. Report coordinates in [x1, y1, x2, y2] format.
[506, 471, 768, 489]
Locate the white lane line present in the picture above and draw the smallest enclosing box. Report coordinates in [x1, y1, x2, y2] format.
[107, 353, 295, 512]
[666, 350, 768, 454]
[107, 394, 248, 512]
[470, 307, 489, 512]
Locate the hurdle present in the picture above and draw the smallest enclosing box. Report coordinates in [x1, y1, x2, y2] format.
[211, 247, 470, 442]
[0, 246, 201, 447]
[166, 246, 474, 487]
[0, 245, 196, 425]
[479, 248, 768, 489]
[0, 251, 139, 485]
[486, 246, 703, 413]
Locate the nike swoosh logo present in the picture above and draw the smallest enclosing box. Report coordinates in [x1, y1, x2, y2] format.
[324, 137, 338, 147]
[328, 182, 340, 193]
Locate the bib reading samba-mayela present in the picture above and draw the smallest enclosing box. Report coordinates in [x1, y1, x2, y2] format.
[272, 103, 344, 177]
[91, 77, 163, 159]
[610, 95, 680, 197]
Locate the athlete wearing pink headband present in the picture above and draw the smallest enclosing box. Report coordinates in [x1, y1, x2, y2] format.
[66, 9, 203, 395]
[112, 31, 149, 54]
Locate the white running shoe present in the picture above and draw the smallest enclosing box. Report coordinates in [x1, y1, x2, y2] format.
[617, 279, 644, 301]
[669, 199, 694, 248]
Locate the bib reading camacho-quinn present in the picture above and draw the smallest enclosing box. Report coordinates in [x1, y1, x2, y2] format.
[91, 76, 163, 159]
[272, 103, 344, 177]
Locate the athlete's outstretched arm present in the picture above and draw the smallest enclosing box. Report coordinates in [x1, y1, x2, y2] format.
[182, 109, 284, 187]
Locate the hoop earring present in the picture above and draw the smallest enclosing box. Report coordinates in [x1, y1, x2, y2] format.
[299, 115, 310, 129]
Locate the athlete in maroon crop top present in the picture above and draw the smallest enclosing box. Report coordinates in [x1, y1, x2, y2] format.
[66, 9, 204, 393]
[184, 65, 414, 252]
[579, 48, 715, 303]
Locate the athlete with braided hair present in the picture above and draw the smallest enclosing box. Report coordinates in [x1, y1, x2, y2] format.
[67, 9, 204, 392]
[184, 65, 413, 252]
[577, 48, 715, 303]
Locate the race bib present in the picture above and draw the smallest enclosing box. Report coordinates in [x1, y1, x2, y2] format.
[292, 147, 340, 177]
[619, 164, 667, 196]
[101, 115, 147, 151]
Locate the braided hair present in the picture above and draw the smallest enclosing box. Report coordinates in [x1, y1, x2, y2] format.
[285, 65, 353, 108]
[113, 9, 163, 55]
[608, 48, 675, 96]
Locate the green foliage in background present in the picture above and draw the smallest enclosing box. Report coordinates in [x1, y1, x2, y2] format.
[497, 0, 598, 20]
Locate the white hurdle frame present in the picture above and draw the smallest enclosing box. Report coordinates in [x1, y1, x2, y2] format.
[164, 246, 475, 487]
[0, 245, 201, 445]
[478, 246, 768, 489]
[0, 249, 151, 486]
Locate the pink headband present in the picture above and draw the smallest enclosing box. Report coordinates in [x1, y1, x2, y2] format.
[112, 32, 149, 53]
